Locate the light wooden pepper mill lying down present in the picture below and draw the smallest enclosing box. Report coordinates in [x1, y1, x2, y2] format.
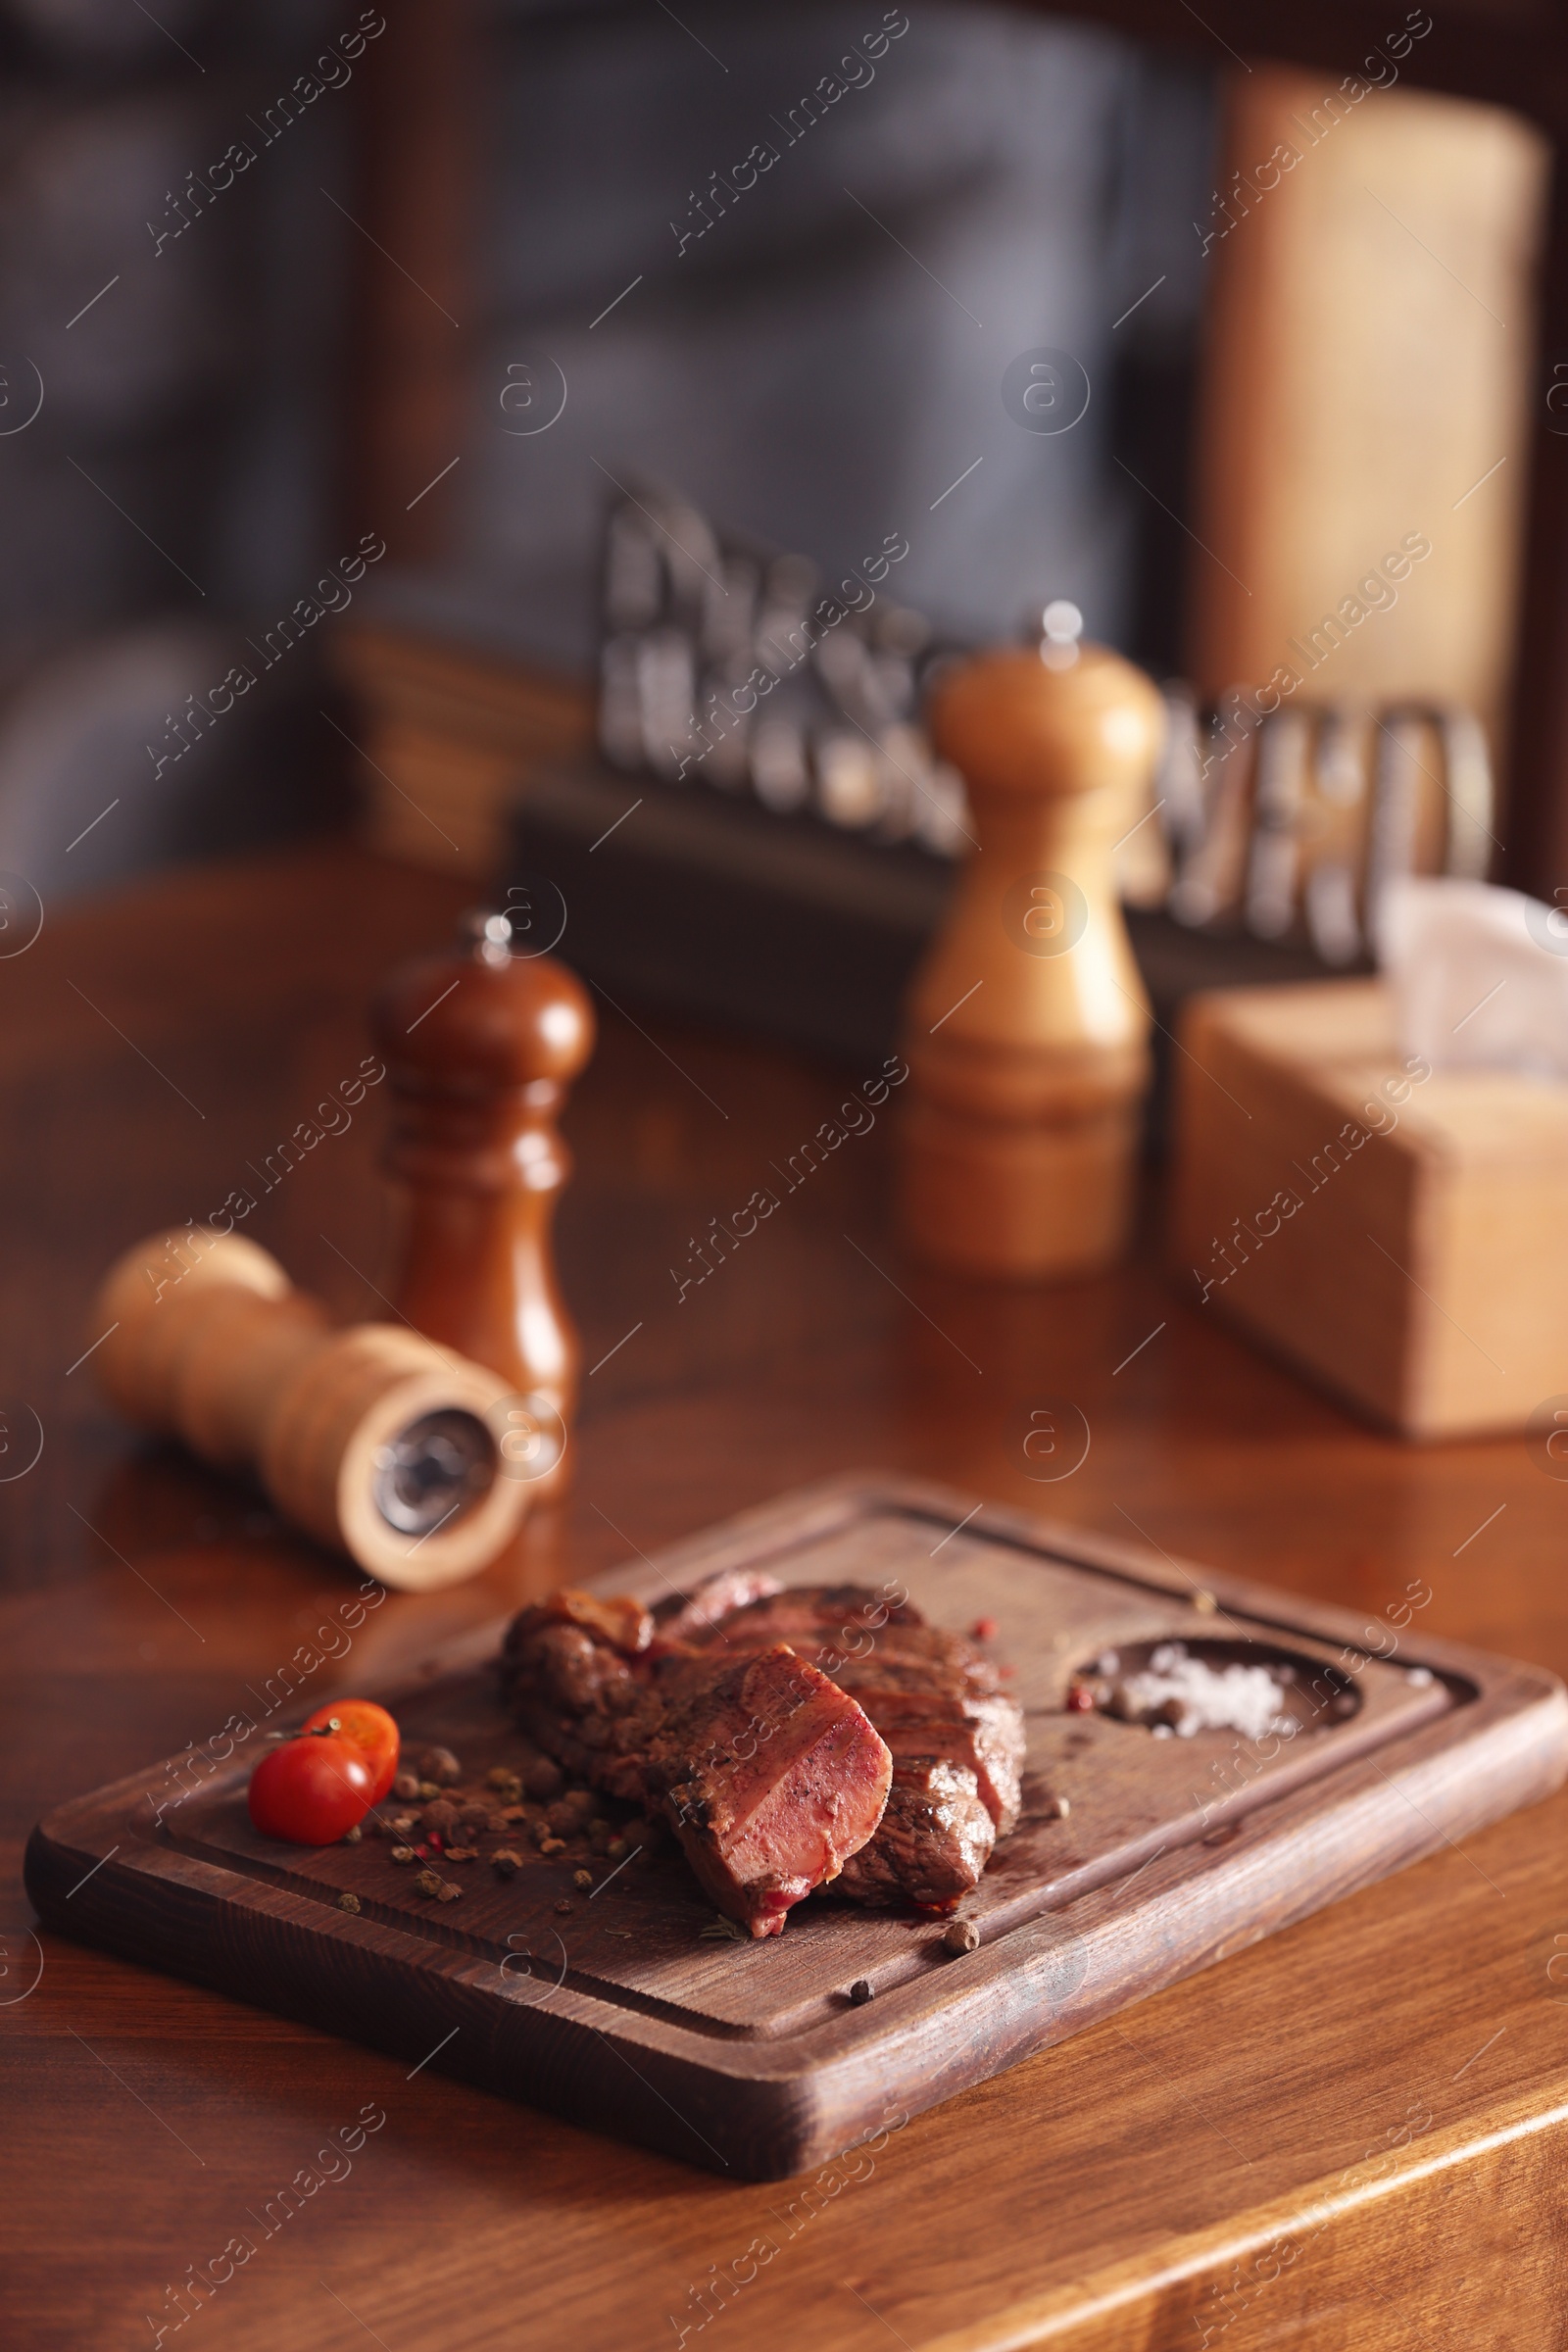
[88, 1230, 529, 1588]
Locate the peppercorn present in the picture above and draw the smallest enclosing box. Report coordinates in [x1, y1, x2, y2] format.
[523, 1757, 564, 1801]
[337, 1891, 362, 1915]
[849, 1979, 874, 2004]
[540, 1837, 566, 1857]
[572, 1868, 593, 1891]
[414, 1869, 443, 1898]
[492, 1849, 523, 1876]
[437, 1881, 462, 1903]
[606, 1837, 629, 1863]
[390, 1845, 416, 1864]
[341, 1824, 362, 1844]
[553, 1898, 572, 1915]
[446, 1845, 478, 1863]
[419, 1745, 463, 1787]
[392, 1771, 420, 1802]
[943, 1919, 980, 1956]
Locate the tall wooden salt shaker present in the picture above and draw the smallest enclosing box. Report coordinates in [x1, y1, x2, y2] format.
[897, 612, 1165, 1279]
[371, 912, 595, 1499]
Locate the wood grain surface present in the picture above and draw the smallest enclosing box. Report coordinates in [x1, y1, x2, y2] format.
[30, 1475, 1561, 2180]
[6, 842, 1568, 2347]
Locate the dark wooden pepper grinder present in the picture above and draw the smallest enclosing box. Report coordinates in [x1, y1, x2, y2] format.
[371, 911, 595, 1503]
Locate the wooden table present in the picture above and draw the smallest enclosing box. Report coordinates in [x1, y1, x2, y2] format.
[4, 839, 1566, 2350]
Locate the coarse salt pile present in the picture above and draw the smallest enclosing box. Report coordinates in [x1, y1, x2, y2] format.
[1104, 1642, 1296, 1741]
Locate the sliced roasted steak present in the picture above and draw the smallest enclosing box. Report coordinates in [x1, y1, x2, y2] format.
[501, 1574, 1024, 1924]
[644, 1644, 892, 1936]
[832, 1759, 996, 1909]
[667, 1586, 1025, 1838]
[651, 1568, 784, 1645]
[501, 1596, 891, 1936]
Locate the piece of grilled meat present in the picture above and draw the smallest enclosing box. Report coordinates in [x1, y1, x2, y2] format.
[501, 1575, 1024, 1924]
[657, 1582, 1024, 1909]
[501, 1592, 891, 1937]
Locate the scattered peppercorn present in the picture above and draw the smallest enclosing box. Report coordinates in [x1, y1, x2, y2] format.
[341, 1824, 362, 1844]
[422, 1799, 461, 1838]
[437, 1881, 462, 1903]
[524, 1757, 564, 1801]
[943, 1919, 980, 1956]
[414, 1869, 443, 1898]
[337, 1891, 362, 1915]
[417, 1782, 442, 1802]
[553, 1898, 572, 1916]
[460, 1800, 491, 1832]
[392, 1770, 420, 1802]
[419, 1745, 463, 1786]
[390, 1844, 416, 1864]
[487, 1767, 523, 1798]
[572, 1868, 593, 1891]
[492, 1849, 523, 1876]
[606, 1838, 629, 1863]
[445, 1845, 478, 1863]
[849, 1979, 874, 2004]
[540, 1837, 566, 1857]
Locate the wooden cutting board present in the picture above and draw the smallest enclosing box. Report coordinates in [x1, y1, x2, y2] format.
[25, 1474, 1568, 2180]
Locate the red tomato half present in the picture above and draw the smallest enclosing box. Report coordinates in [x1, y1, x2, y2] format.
[248, 1733, 374, 1844]
[302, 1698, 400, 1803]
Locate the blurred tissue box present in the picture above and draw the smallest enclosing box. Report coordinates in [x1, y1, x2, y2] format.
[1381, 876, 1568, 1079]
[1170, 880, 1568, 1440]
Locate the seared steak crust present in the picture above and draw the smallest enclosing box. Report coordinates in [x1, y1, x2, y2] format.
[831, 1759, 995, 1908]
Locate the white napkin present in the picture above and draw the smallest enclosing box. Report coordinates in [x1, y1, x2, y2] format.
[1378, 876, 1568, 1079]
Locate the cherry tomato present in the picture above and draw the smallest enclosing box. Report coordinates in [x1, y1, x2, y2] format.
[301, 1698, 400, 1802]
[248, 1733, 373, 1844]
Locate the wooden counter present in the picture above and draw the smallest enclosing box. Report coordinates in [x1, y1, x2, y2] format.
[2, 840, 1565, 2349]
